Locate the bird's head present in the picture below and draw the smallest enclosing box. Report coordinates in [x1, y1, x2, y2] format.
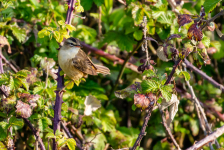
[61, 37, 82, 50]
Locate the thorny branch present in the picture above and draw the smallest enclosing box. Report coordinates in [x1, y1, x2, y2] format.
[183, 65, 220, 149]
[23, 118, 46, 150]
[186, 125, 224, 150]
[131, 106, 153, 150]
[158, 104, 181, 150]
[53, 0, 76, 149]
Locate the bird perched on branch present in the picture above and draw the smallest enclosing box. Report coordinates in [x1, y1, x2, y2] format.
[58, 37, 110, 82]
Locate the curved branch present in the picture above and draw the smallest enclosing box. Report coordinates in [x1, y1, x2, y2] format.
[184, 59, 224, 92]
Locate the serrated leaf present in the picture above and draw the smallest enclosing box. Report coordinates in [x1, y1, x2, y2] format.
[160, 85, 173, 101]
[203, 0, 222, 13]
[65, 80, 74, 89]
[16, 70, 30, 78]
[9, 116, 24, 127]
[45, 132, 55, 139]
[19, 78, 29, 91]
[33, 86, 44, 94]
[180, 71, 190, 81]
[66, 138, 76, 150]
[141, 80, 160, 93]
[133, 30, 143, 40]
[43, 117, 52, 125]
[55, 129, 63, 136]
[10, 25, 26, 42]
[66, 24, 76, 32]
[9, 76, 14, 90]
[38, 118, 49, 131]
[61, 103, 68, 112]
[142, 70, 155, 77]
[201, 36, 210, 48]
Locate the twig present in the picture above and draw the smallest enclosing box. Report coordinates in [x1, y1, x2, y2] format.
[131, 106, 153, 150]
[53, 0, 76, 149]
[1, 54, 18, 73]
[81, 42, 138, 72]
[61, 122, 83, 150]
[201, 10, 224, 30]
[186, 125, 224, 150]
[98, 6, 102, 38]
[23, 118, 46, 150]
[184, 59, 224, 92]
[183, 65, 220, 149]
[111, 40, 143, 94]
[158, 104, 181, 150]
[165, 59, 182, 85]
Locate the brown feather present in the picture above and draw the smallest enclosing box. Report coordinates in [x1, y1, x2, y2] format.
[72, 49, 98, 75]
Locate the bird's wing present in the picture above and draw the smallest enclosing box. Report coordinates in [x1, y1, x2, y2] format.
[72, 49, 98, 75]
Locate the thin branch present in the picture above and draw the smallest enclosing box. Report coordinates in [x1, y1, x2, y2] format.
[186, 125, 224, 150]
[81, 42, 139, 72]
[111, 40, 143, 94]
[201, 10, 224, 30]
[131, 106, 153, 150]
[1, 54, 18, 73]
[184, 59, 224, 92]
[61, 122, 83, 150]
[98, 6, 102, 38]
[158, 104, 181, 150]
[165, 58, 182, 85]
[23, 118, 46, 150]
[183, 65, 220, 149]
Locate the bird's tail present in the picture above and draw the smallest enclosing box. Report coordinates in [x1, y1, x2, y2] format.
[95, 64, 110, 75]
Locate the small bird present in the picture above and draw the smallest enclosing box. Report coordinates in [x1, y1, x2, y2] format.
[58, 37, 110, 82]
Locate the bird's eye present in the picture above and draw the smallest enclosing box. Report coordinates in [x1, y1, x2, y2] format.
[70, 43, 75, 46]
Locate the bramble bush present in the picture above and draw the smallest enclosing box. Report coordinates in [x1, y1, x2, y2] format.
[0, 0, 224, 150]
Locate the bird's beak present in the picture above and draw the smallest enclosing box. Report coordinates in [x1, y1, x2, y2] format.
[76, 45, 83, 48]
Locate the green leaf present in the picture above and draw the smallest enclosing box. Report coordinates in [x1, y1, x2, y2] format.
[19, 78, 29, 91]
[203, 0, 222, 13]
[66, 24, 76, 32]
[157, 97, 163, 104]
[81, 0, 93, 11]
[10, 24, 26, 42]
[180, 71, 191, 81]
[141, 80, 160, 93]
[93, 0, 104, 7]
[38, 118, 49, 131]
[0, 126, 7, 141]
[160, 85, 173, 101]
[0, 142, 7, 150]
[61, 103, 68, 112]
[65, 80, 74, 89]
[201, 36, 210, 48]
[9, 116, 24, 128]
[9, 76, 14, 90]
[16, 70, 30, 78]
[142, 70, 155, 77]
[133, 30, 143, 40]
[66, 138, 76, 150]
[45, 132, 55, 139]
[0, 112, 7, 118]
[132, 104, 137, 111]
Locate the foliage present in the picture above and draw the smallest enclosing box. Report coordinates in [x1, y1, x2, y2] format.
[0, 0, 224, 150]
